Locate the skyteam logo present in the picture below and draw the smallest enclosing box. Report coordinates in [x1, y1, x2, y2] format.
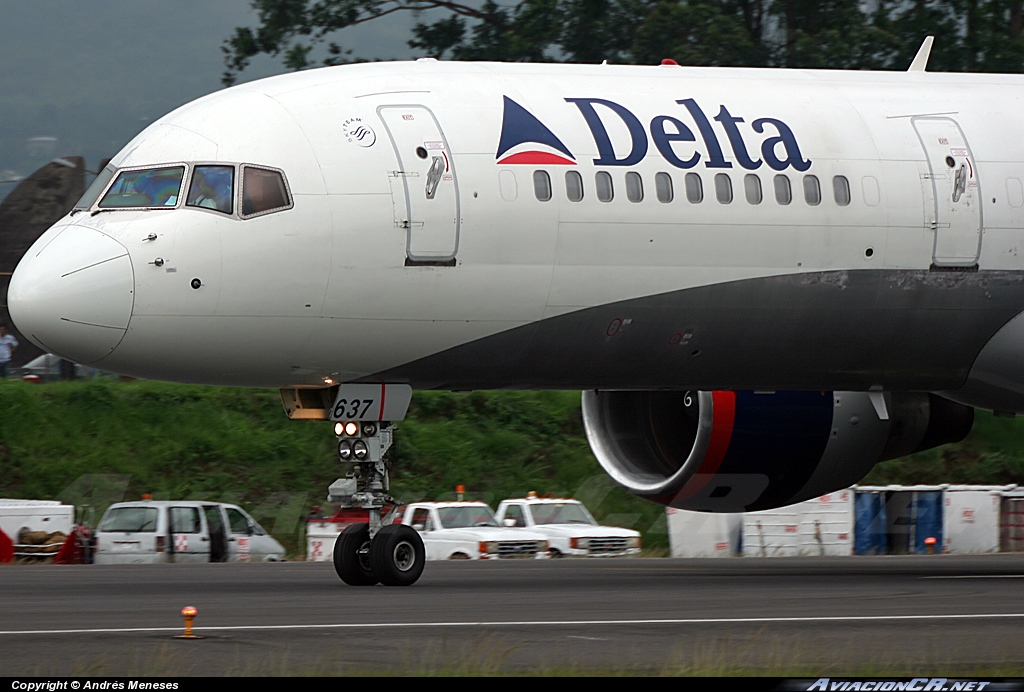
[495, 96, 576, 165]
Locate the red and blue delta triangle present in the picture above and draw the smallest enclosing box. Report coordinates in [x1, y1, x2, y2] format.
[496, 96, 576, 165]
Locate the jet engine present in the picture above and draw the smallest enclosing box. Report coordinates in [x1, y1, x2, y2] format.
[582, 390, 973, 512]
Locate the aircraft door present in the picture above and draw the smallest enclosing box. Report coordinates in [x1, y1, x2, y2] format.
[378, 105, 460, 264]
[912, 117, 983, 267]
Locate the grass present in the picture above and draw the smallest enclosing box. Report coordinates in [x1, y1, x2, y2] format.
[0, 380, 669, 553]
[5, 379, 1024, 556]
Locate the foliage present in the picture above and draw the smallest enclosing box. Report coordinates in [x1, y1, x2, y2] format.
[223, 0, 1024, 84]
[0, 381, 667, 552]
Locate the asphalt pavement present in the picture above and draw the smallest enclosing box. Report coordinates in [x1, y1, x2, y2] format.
[2, 555, 1024, 675]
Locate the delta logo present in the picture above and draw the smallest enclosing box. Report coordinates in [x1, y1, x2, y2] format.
[495, 96, 577, 166]
[495, 95, 811, 172]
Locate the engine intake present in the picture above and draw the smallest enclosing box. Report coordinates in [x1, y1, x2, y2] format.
[582, 390, 973, 512]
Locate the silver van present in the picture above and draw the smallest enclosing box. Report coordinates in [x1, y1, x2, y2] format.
[94, 501, 285, 564]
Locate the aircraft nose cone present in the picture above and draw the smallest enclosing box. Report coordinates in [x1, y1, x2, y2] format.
[8, 225, 134, 363]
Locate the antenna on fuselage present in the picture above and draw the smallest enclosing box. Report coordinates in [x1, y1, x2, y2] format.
[908, 35, 934, 72]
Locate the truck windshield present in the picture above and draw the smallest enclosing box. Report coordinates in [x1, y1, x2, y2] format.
[100, 507, 158, 532]
[437, 506, 498, 529]
[530, 503, 595, 525]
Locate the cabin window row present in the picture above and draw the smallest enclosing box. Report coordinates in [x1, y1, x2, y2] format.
[532, 170, 852, 207]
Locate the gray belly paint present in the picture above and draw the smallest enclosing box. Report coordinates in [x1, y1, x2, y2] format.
[358, 269, 1024, 391]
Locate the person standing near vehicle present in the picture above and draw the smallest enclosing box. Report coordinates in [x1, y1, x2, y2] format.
[0, 326, 18, 378]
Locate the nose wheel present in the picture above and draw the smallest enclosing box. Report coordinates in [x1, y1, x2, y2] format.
[333, 522, 425, 586]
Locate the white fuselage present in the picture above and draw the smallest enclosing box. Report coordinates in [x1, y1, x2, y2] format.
[8, 61, 1024, 403]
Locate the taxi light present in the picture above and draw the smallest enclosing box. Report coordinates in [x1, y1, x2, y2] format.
[338, 440, 353, 460]
[353, 439, 368, 460]
[345, 422, 359, 436]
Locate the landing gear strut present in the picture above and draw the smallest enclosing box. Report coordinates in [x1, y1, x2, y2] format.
[328, 421, 425, 586]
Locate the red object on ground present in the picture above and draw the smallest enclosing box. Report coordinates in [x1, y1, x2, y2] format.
[54, 528, 82, 564]
[0, 528, 13, 564]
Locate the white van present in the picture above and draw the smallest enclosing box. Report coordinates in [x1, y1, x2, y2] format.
[93, 501, 285, 564]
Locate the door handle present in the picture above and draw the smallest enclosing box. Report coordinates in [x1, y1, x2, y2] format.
[952, 164, 967, 203]
[425, 156, 444, 199]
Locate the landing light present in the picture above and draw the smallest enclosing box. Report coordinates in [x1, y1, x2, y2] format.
[353, 439, 368, 460]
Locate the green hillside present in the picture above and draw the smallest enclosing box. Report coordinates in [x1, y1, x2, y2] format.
[1, 379, 1022, 555]
[0, 380, 666, 553]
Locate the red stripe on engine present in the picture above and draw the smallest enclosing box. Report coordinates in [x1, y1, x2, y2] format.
[663, 390, 736, 504]
[378, 383, 387, 421]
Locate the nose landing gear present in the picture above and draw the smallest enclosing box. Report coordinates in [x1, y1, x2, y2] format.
[328, 422, 426, 586]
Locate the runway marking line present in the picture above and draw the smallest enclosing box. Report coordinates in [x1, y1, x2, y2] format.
[3, 612, 1024, 636]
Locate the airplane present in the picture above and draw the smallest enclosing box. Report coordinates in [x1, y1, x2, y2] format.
[8, 38, 1024, 585]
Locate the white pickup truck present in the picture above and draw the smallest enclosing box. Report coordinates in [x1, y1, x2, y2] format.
[387, 501, 549, 560]
[495, 496, 642, 557]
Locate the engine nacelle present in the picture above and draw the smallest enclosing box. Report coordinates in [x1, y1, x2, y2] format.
[582, 390, 973, 512]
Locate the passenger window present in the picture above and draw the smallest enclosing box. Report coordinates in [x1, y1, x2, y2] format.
[596, 171, 614, 202]
[187, 165, 234, 214]
[655, 172, 673, 203]
[499, 170, 518, 202]
[1008, 178, 1024, 208]
[170, 507, 200, 534]
[226, 508, 250, 534]
[99, 166, 185, 208]
[744, 174, 762, 205]
[241, 165, 291, 217]
[833, 176, 851, 206]
[533, 170, 552, 201]
[504, 505, 526, 527]
[411, 508, 432, 531]
[862, 176, 880, 207]
[803, 175, 821, 205]
[715, 173, 733, 204]
[625, 172, 643, 203]
[774, 175, 792, 205]
[685, 173, 703, 203]
[565, 171, 583, 202]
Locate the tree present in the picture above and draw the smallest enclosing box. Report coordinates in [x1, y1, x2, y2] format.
[222, 0, 1024, 85]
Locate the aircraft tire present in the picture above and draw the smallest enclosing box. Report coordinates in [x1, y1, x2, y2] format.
[333, 523, 378, 586]
[370, 524, 425, 586]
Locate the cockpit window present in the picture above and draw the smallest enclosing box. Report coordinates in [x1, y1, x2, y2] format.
[186, 165, 234, 214]
[99, 166, 185, 208]
[241, 165, 291, 218]
[75, 165, 115, 210]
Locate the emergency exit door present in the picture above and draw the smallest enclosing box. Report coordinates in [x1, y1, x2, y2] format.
[913, 117, 983, 268]
[378, 105, 460, 265]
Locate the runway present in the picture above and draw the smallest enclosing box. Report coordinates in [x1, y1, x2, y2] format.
[2, 555, 1024, 675]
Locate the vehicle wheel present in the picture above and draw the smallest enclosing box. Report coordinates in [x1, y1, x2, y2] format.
[370, 524, 425, 586]
[549, 548, 564, 558]
[333, 523, 378, 586]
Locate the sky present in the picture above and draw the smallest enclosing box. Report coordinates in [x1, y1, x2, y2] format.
[0, 0, 421, 199]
